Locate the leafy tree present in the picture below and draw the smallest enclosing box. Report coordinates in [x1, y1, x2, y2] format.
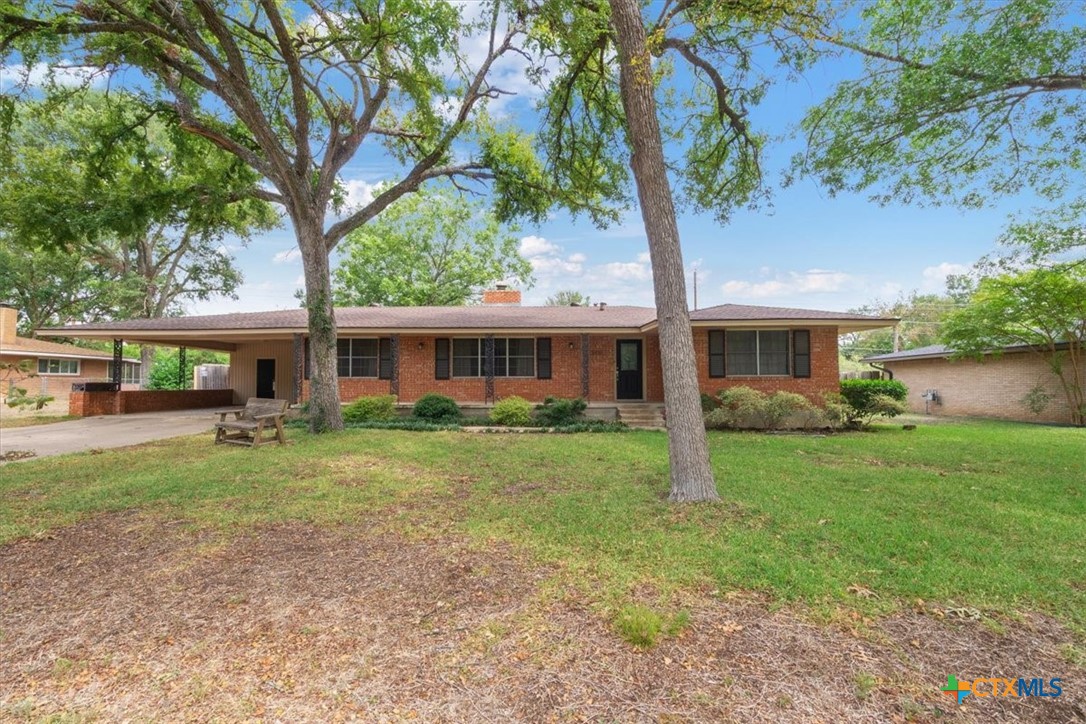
[529, 0, 825, 501]
[797, 0, 1085, 211]
[2, 3, 601, 432]
[146, 348, 229, 391]
[330, 187, 530, 307]
[545, 290, 591, 306]
[839, 292, 961, 360]
[0, 93, 276, 378]
[943, 263, 1086, 426]
[0, 237, 123, 334]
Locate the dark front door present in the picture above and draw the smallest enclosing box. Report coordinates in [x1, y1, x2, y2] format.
[616, 339, 643, 400]
[256, 358, 276, 399]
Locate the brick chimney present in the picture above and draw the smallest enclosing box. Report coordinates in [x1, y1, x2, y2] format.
[0, 305, 18, 346]
[481, 284, 522, 306]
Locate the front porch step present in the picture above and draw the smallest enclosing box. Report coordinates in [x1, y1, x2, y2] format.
[614, 403, 666, 429]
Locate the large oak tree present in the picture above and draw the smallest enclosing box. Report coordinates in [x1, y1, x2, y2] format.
[2, 1, 592, 431]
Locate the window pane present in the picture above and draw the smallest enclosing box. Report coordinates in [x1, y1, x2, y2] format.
[354, 358, 378, 377]
[759, 331, 789, 375]
[353, 339, 378, 358]
[337, 358, 351, 377]
[725, 331, 757, 375]
[619, 342, 639, 371]
[508, 356, 535, 377]
[507, 339, 533, 356]
[453, 338, 480, 377]
[337, 339, 351, 356]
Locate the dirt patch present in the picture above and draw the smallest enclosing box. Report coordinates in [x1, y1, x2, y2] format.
[1, 514, 1082, 721]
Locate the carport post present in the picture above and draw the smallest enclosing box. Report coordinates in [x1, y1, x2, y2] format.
[112, 339, 123, 386]
[178, 346, 186, 389]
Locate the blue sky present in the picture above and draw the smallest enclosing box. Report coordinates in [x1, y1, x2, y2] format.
[1, 6, 1039, 317]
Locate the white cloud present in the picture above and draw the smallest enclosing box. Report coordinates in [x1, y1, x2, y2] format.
[0, 61, 105, 89]
[343, 179, 380, 209]
[599, 261, 651, 281]
[920, 262, 969, 291]
[720, 268, 858, 299]
[519, 234, 559, 258]
[637, 251, 652, 264]
[273, 248, 302, 264]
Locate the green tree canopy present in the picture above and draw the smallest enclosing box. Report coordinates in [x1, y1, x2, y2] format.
[796, 0, 1085, 210]
[943, 235, 1086, 426]
[545, 290, 591, 307]
[330, 187, 530, 307]
[840, 292, 962, 360]
[1, 1, 604, 432]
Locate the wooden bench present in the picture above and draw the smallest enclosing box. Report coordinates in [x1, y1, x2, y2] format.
[214, 398, 289, 447]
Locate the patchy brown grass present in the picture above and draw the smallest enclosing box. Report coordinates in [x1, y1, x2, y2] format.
[0, 414, 77, 429]
[1, 512, 1082, 722]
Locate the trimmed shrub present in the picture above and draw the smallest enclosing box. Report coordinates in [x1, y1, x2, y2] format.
[700, 392, 720, 412]
[839, 378, 908, 409]
[412, 393, 461, 423]
[838, 379, 909, 428]
[764, 391, 823, 430]
[490, 395, 533, 426]
[705, 387, 825, 430]
[342, 394, 397, 423]
[535, 396, 588, 426]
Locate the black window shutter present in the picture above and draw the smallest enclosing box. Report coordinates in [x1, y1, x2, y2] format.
[378, 337, 393, 379]
[435, 338, 450, 379]
[304, 338, 311, 380]
[536, 337, 552, 379]
[708, 330, 726, 378]
[793, 330, 811, 378]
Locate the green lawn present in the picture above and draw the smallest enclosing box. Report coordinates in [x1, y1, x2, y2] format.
[1, 420, 1083, 632]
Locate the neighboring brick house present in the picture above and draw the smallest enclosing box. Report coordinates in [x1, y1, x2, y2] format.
[0, 306, 140, 407]
[41, 291, 893, 411]
[863, 344, 1086, 425]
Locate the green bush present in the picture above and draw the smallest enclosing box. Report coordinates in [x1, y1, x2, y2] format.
[535, 396, 587, 426]
[700, 392, 721, 412]
[342, 394, 398, 423]
[705, 387, 825, 430]
[552, 421, 630, 433]
[490, 395, 533, 426]
[412, 393, 461, 423]
[838, 379, 909, 428]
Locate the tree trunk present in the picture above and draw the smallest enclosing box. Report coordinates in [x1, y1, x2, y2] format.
[139, 345, 155, 388]
[297, 220, 344, 432]
[608, 0, 719, 502]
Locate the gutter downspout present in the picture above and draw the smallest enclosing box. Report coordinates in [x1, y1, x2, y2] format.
[867, 362, 893, 380]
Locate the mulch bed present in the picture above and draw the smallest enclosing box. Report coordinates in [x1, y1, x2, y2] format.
[1, 513, 1082, 722]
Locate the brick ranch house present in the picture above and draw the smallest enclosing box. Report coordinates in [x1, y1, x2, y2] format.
[0, 305, 140, 408]
[41, 290, 894, 417]
[864, 343, 1085, 425]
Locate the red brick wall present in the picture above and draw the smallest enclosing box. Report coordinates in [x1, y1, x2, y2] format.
[69, 389, 233, 416]
[692, 326, 840, 402]
[297, 328, 839, 405]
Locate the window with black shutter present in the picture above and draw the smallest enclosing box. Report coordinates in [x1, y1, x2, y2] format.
[708, 330, 725, 378]
[378, 337, 393, 379]
[536, 338, 552, 379]
[793, 330, 811, 378]
[435, 338, 450, 379]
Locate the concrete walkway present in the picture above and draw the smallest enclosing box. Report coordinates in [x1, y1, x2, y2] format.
[0, 408, 235, 463]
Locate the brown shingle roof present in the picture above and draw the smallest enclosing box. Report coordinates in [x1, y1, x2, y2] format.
[690, 303, 893, 323]
[40, 303, 896, 338]
[0, 336, 117, 359]
[46, 305, 661, 332]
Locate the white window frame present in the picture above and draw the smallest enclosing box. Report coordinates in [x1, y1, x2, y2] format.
[37, 358, 80, 376]
[106, 361, 141, 384]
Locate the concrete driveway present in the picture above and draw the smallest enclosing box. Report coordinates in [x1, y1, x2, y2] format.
[0, 408, 234, 463]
